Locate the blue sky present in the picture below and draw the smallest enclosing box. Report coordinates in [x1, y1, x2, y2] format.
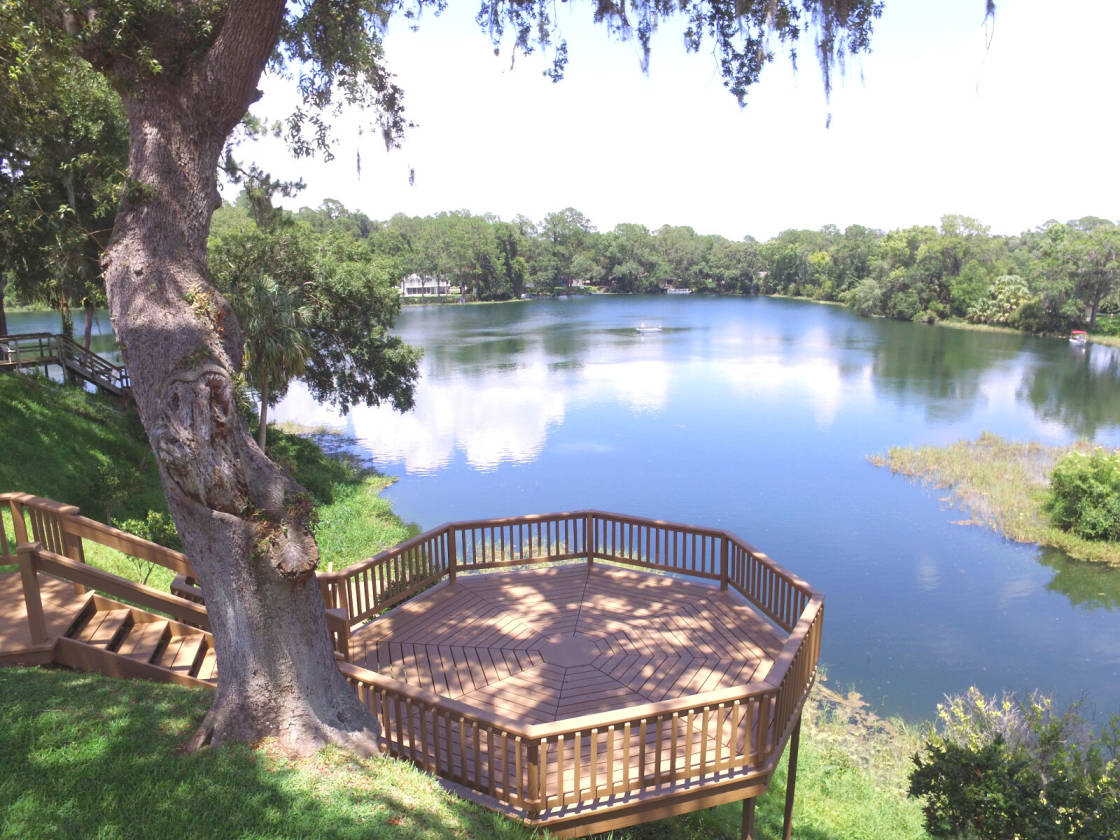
[242, 0, 1120, 241]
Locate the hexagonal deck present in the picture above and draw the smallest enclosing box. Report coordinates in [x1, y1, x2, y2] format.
[349, 563, 788, 723]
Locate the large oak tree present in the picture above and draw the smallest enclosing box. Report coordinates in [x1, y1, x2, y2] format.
[30, 0, 896, 754]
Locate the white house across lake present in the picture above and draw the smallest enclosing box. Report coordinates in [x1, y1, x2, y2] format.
[399, 273, 450, 298]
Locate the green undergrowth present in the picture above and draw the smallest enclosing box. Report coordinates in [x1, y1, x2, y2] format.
[0, 667, 928, 840]
[0, 374, 413, 581]
[314, 474, 419, 570]
[870, 432, 1120, 565]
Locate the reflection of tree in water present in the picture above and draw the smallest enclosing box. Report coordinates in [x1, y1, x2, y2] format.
[1038, 545, 1120, 611]
[1018, 345, 1120, 438]
[412, 303, 617, 379]
[867, 321, 1027, 419]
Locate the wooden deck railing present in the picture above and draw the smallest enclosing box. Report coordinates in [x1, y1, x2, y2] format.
[320, 510, 818, 637]
[3, 494, 821, 829]
[321, 509, 823, 825]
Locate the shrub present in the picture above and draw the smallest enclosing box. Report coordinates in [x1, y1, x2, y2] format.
[1045, 448, 1120, 541]
[114, 510, 182, 551]
[909, 688, 1120, 840]
[112, 510, 182, 586]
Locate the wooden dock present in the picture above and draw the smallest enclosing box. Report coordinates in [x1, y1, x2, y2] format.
[1, 495, 821, 839]
[1, 332, 129, 395]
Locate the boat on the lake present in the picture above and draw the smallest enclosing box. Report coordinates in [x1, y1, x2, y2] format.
[1069, 329, 1088, 346]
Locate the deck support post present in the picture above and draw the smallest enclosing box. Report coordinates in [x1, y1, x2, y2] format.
[782, 713, 803, 840]
[720, 536, 729, 591]
[526, 739, 542, 819]
[17, 541, 48, 645]
[740, 796, 756, 840]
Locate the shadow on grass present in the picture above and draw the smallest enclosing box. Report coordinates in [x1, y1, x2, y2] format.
[0, 668, 528, 840]
[0, 668, 921, 840]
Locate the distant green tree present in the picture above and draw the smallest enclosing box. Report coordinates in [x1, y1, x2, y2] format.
[844, 277, 883, 316]
[1063, 226, 1120, 328]
[966, 274, 1031, 325]
[541, 208, 596, 293]
[0, 2, 127, 340]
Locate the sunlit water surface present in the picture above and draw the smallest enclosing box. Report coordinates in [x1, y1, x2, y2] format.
[38, 296, 1118, 722]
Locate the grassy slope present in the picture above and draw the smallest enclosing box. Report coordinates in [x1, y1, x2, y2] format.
[0, 373, 930, 839]
[0, 374, 166, 521]
[0, 373, 412, 578]
[0, 668, 926, 840]
[870, 432, 1120, 565]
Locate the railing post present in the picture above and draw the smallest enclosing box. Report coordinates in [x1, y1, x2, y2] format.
[17, 541, 48, 645]
[720, 536, 729, 591]
[525, 738, 541, 820]
[781, 713, 803, 840]
[585, 513, 594, 569]
[8, 497, 29, 545]
[59, 508, 88, 596]
[447, 526, 457, 582]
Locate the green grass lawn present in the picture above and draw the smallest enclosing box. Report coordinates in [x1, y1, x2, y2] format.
[0, 668, 928, 840]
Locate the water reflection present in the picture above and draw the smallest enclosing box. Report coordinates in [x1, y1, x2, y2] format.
[866, 321, 1026, 421]
[1038, 546, 1120, 611]
[273, 297, 1120, 720]
[1019, 344, 1120, 438]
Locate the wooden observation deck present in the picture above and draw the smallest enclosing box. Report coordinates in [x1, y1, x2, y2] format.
[1, 333, 130, 395]
[1, 494, 822, 839]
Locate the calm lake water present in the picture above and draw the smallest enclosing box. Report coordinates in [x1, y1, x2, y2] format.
[5, 308, 119, 362]
[277, 295, 1120, 722]
[14, 300, 1120, 721]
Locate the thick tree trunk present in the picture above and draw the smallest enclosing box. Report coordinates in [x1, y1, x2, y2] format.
[94, 0, 379, 756]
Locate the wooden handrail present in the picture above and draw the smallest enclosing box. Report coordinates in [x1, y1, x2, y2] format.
[317, 510, 820, 637]
[60, 516, 193, 576]
[30, 547, 210, 629]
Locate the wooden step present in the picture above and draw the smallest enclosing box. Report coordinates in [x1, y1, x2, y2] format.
[195, 645, 218, 682]
[116, 619, 170, 664]
[156, 633, 206, 677]
[74, 608, 131, 650]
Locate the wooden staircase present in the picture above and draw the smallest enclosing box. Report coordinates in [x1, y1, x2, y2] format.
[53, 592, 217, 688]
[1, 332, 130, 395]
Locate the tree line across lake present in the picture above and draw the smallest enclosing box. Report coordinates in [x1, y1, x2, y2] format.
[291, 202, 1120, 335]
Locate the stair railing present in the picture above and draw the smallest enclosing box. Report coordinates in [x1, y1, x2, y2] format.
[2, 493, 206, 647]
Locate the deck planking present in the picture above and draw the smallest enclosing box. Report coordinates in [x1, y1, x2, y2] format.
[0, 571, 87, 654]
[351, 564, 786, 723]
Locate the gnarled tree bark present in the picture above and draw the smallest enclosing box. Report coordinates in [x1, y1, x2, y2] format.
[88, 0, 380, 755]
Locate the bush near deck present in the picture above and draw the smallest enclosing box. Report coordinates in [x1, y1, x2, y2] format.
[870, 433, 1120, 565]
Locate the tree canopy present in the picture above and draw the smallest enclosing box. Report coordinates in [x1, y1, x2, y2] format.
[0, 1, 127, 337]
